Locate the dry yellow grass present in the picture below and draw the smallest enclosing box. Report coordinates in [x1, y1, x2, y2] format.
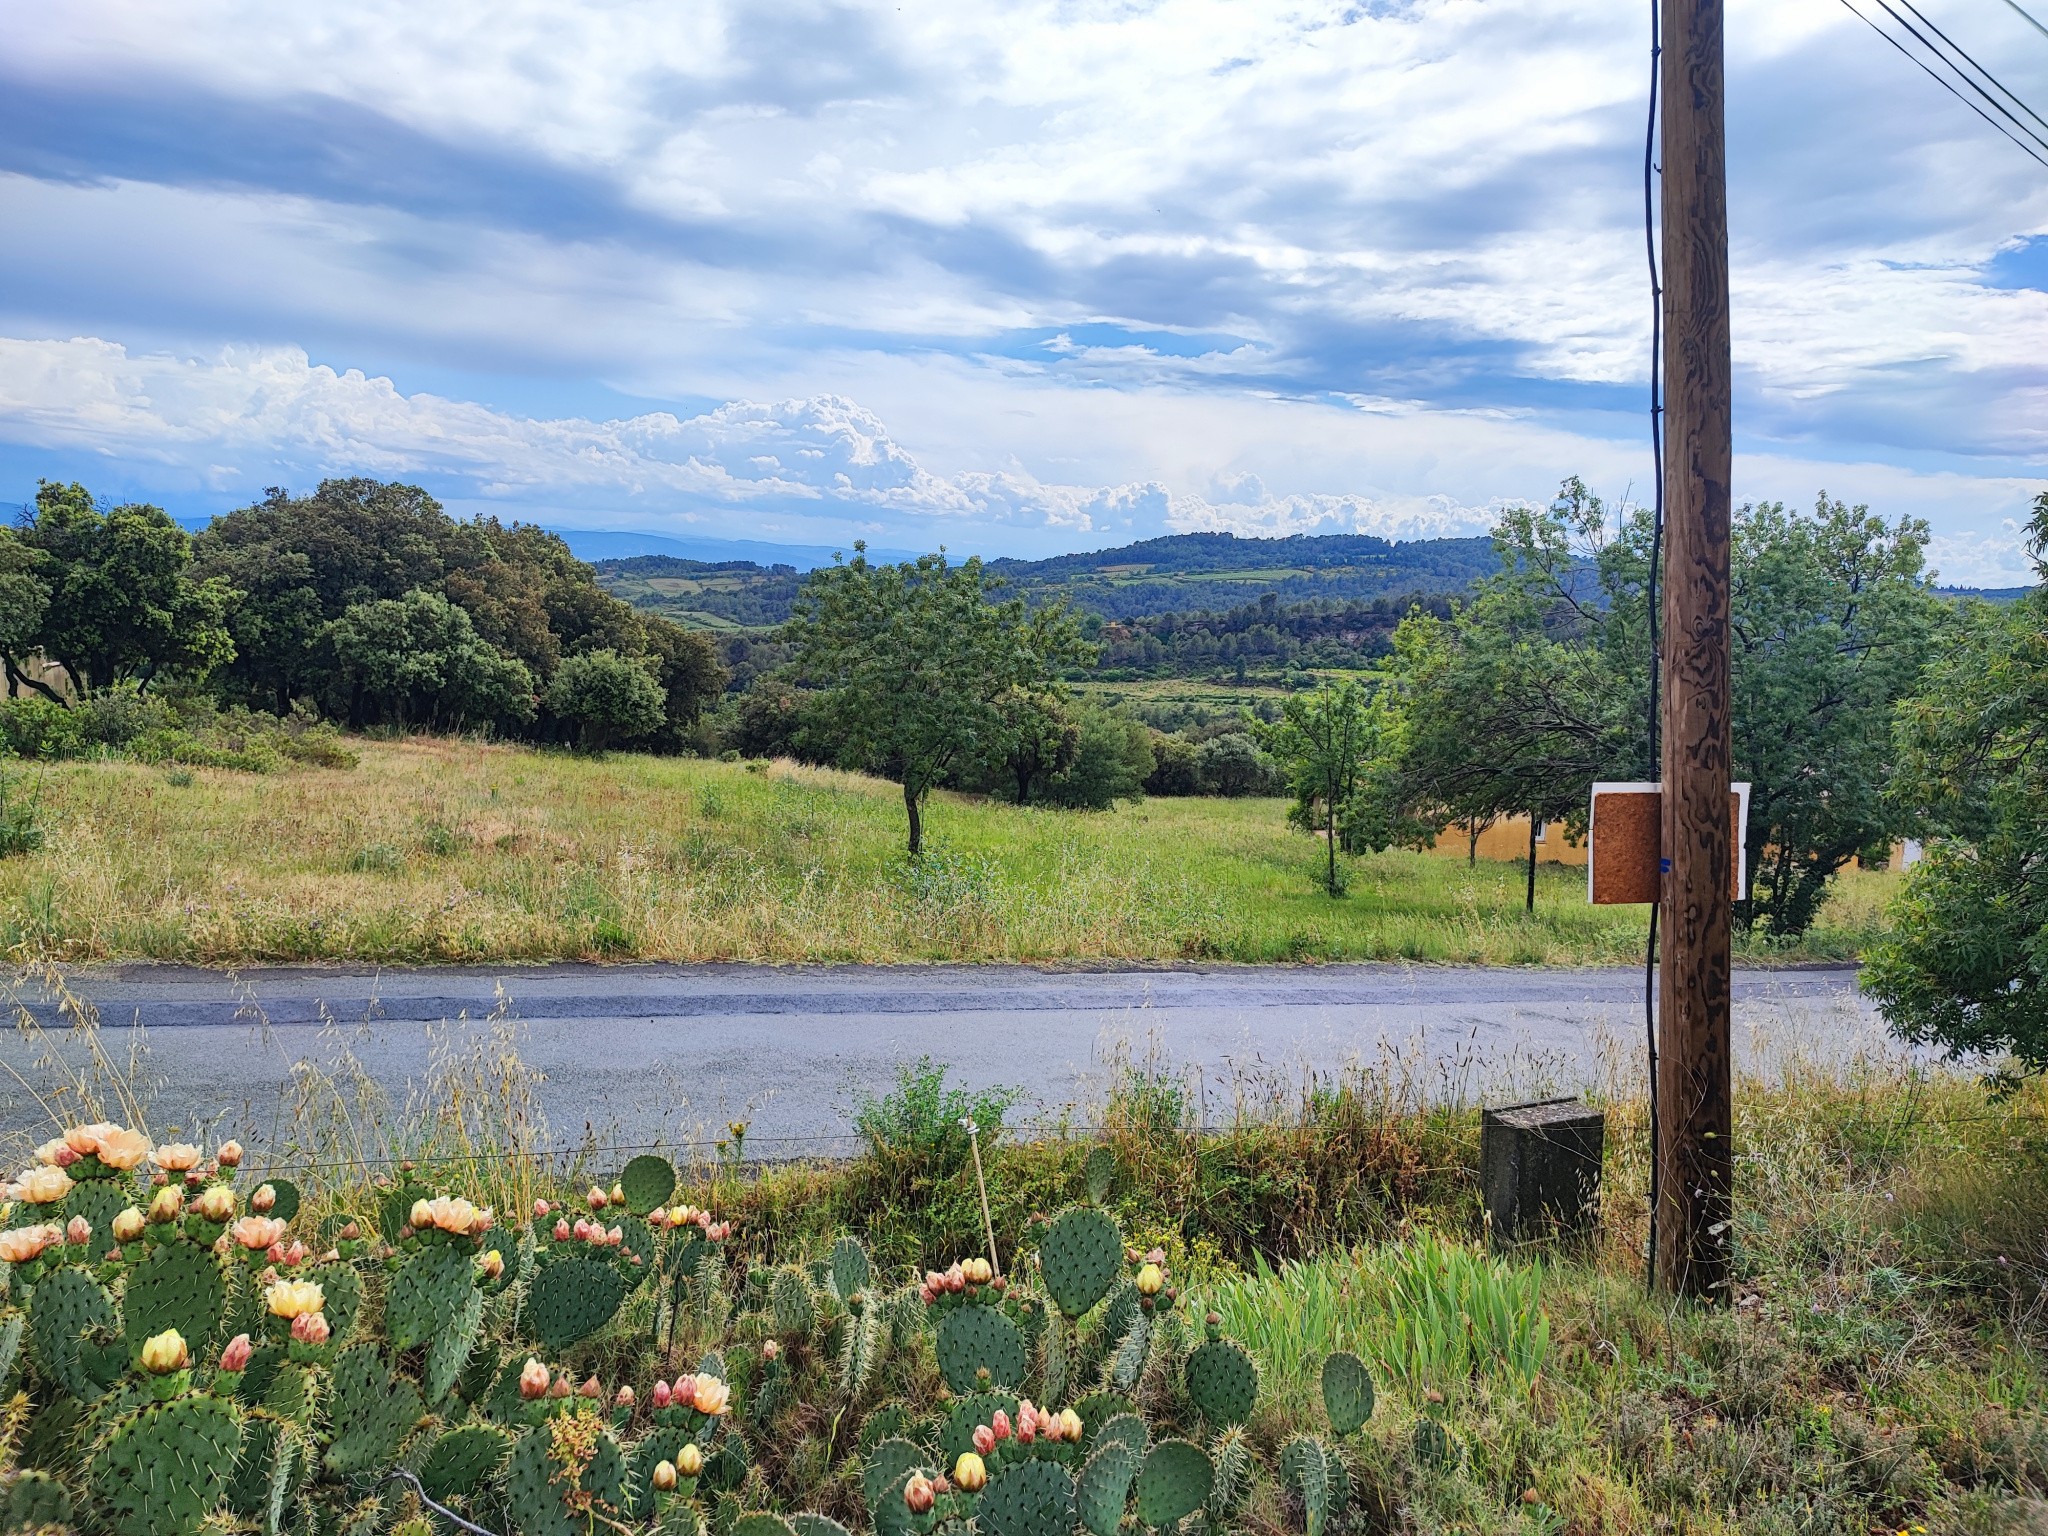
[0, 738, 1895, 965]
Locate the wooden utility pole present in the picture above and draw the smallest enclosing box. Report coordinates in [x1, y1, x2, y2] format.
[1656, 0, 1734, 1299]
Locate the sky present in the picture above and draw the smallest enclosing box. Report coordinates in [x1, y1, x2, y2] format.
[2, 0, 2046, 580]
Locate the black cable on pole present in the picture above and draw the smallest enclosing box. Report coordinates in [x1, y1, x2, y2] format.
[1643, 0, 1665, 1295]
[1838, 0, 2048, 166]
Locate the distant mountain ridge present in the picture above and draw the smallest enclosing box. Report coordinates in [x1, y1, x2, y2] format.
[595, 530, 1502, 629]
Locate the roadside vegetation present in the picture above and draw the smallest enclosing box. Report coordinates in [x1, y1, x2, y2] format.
[0, 742, 1892, 967]
[0, 966, 2041, 1534]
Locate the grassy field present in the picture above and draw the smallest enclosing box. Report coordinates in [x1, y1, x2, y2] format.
[0, 738, 1894, 966]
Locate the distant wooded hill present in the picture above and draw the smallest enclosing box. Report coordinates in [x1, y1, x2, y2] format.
[595, 531, 1500, 628]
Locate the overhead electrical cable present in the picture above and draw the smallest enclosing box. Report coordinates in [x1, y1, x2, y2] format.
[1892, 0, 2048, 136]
[1874, 0, 2048, 149]
[1997, 0, 2048, 45]
[1838, 0, 2048, 166]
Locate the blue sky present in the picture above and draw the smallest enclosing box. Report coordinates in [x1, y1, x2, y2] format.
[1, 0, 2045, 579]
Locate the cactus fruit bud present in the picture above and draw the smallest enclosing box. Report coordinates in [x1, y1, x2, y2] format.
[479, 1250, 505, 1280]
[140, 1328, 191, 1374]
[1057, 1408, 1083, 1442]
[534, 1199, 551, 1218]
[520, 1358, 549, 1399]
[653, 1460, 679, 1492]
[217, 1141, 244, 1168]
[610, 1183, 625, 1206]
[265, 1278, 325, 1318]
[991, 1409, 1012, 1441]
[409, 1198, 434, 1230]
[289, 1311, 330, 1346]
[220, 1334, 253, 1373]
[606, 1226, 623, 1246]
[193, 1185, 236, 1223]
[252, 1183, 277, 1213]
[338, 1221, 360, 1241]
[587, 1186, 607, 1209]
[933, 1476, 951, 1496]
[148, 1185, 184, 1224]
[676, 1442, 705, 1479]
[651, 1379, 673, 1408]
[66, 1215, 91, 1245]
[954, 1452, 988, 1492]
[762, 1339, 779, 1361]
[972, 1424, 995, 1455]
[1135, 1263, 1164, 1296]
[555, 1218, 572, 1242]
[579, 1376, 603, 1399]
[615, 1385, 634, 1407]
[549, 1376, 573, 1399]
[904, 1474, 936, 1515]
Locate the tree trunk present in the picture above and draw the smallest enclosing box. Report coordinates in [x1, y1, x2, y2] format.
[904, 781, 924, 858]
[1468, 818, 1479, 865]
[1526, 813, 1538, 914]
[1325, 791, 1338, 895]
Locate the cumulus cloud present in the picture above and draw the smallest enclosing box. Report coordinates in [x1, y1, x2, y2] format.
[0, 336, 1498, 543]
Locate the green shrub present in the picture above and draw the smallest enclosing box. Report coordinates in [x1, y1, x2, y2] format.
[0, 696, 84, 759]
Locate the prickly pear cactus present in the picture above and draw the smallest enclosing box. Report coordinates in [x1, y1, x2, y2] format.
[619, 1154, 677, 1215]
[1411, 1416, 1454, 1470]
[732, 1516, 799, 1536]
[770, 1269, 815, 1343]
[29, 1264, 124, 1400]
[979, 1457, 1076, 1536]
[1184, 1338, 1257, 1426]
[525, 1254, 629, 1350]
[60, 1179, 130, 1262]
[1074, 1394, 1136, 1451]
[1133, 1439, 1212, 1529]
[258, 1178, 302, 1223]
[419, 1424, 512, 1501]
[827, 1236, 870, 1305]
[506, 1421, 629, 1536]
[1036, 1208, 1120, 1319]
[1076, 1438, 1140, 1536]
[788, 1515, 854, 1536]
[1083, 1145, 1117, 1207]
[423, 1283, 485, 1404]
[1280, 1436, 1340, 1536]
[90, 1390, 244, 1536]
[861, 1437, 929, 1521]
[940, 1392, 1020, 1462]
[322, 1343, 422, 1476]
[310, 1261, 364, 1344]
[935, 1303, 1027, 1393]
[123, 1239, 227, 1362]
[385, 1241, 477, 1351]
[0, 1468, 74, 1530]
[1091, 1410, 1148, 1461]
[1321, 1350, 1375, 1435]
[1208, 1427, 1253, 1521]
[1106, 1311, 1151, 1394]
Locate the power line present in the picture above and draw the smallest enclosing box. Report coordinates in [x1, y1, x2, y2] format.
[1838, 0, 2048, 167]
[1998, 0, 2048, 45]
[1874, 0, 2048, 149]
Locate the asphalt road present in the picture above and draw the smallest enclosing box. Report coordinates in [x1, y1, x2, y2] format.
[1, 963, 1878, 1160]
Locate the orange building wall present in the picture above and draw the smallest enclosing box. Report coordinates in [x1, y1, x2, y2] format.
[1425, 814, 1589, 868]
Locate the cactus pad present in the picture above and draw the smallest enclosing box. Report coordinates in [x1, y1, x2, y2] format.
[262, 1362, 316, 1422]
[619, 1154, 677, 1215]
[124, 1238, 228, 1362]
[507, 1423, 628, 1536]
[732, 1517, 798, 1536]
[1208, 1427, 1253, 1520]
[0, 1314, 19, 1385]
[1133, 1439, 1212, 1529]
[0, 1468, 74, 1530]
[310, 1261, 363, 1343]
[91, 1390, 244, 1536]
[1106, 1312, 1151, 1394]
[1036, 1208, 1120, 1319]
[978, 1457, 1075, 1536]
[1074, 1393, 1136, 1450]
[936, 1303, 1028, 1393]
[224, 1412, 287, 1518]
[1092, 1411, 1149, 1461]
[28, 1265, 123, 1400]
[1076, 1438, 1139, 1536]
[1280, 1437, 1338, 1536]
[769, 1267, 817, 1336]
[862, 1437, 929, 1517]
[323, 1343, 422, 1475]
[1083, 1145, 1117, 1207]
[1184, 1339, 1257, 1426]
[423, 1283, 484, 1404]
[385, 1241, 477, 1351]
[420, 1424, 511, 1501]
[1321, 1350, 1375, 1435]
[939, 1392, 1019, 1463]
[258, 1178, 302, 1224]
[525, 1254, 629, 1349]
[1411, 1416, 1454, 1470]
[377, 1182, 430, 1244]
[60, 1179, 130, 1262]
[788, 1516, 854, 1536]
[827, 1236, 870, 1305]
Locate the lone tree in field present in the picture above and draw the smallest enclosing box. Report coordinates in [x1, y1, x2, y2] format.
[1261, 677, 1376, 897]
[783, 545, 1091, 855]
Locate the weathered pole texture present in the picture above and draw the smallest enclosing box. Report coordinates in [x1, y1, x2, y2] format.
[1657, 0, 1734, 1299]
